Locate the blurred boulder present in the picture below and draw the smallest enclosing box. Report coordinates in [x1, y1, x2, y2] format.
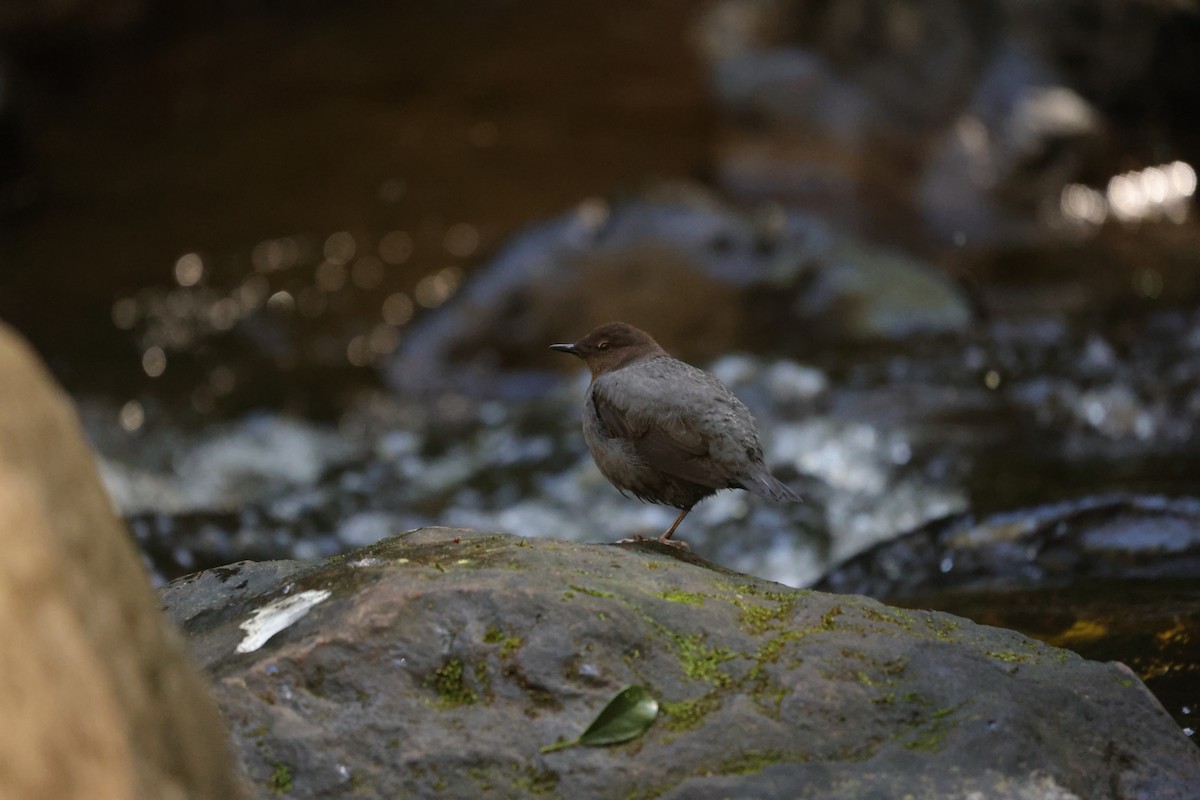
[816, 493, 1200, 599]
[0, 321, 244, 800]
[385, 185, 972, 396]
[694, 0, 1197, 246]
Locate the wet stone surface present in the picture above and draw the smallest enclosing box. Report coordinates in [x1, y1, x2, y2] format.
[817, 495, 1200, 739]
[161, 528, 1200, 800]
[817, 495, 1200, 598]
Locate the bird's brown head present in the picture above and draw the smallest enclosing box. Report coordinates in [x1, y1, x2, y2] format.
[549, 322, 667, 378]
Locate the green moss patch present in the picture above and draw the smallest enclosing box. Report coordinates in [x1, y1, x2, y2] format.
[568, 584, 617, 599]
[657, 588, 707, 606]
[661, 694, 722, 732]
[716, 749, 787, 776]
[432, 658, 479, 708]
[484, 625, 524, 658]
[268, 763, 293, 795]
[510, 764, 559, 796]
[729, 592, 801, 635]
[674, 633, 737, 687]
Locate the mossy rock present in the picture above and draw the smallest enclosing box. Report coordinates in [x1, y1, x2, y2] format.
[162, 528, 1200, 799]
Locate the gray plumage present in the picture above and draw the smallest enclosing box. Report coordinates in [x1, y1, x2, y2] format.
[551, 322, 799, 548]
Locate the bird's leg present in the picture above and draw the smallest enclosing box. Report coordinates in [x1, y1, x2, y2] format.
[656, 507, 692, 550]
[616, 507, 692, 550]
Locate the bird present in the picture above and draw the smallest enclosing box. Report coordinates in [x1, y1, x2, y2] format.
[550, 322, 800, 549]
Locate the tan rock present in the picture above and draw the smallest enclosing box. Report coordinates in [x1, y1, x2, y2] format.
[0, 322, 244, 800]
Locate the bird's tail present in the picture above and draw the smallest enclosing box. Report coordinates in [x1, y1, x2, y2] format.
[741, 470, 802, 503]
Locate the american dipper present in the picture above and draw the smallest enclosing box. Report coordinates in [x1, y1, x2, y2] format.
[550, 322, 799, 549]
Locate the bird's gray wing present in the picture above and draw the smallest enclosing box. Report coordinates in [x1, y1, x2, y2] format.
[590, 378, 731, 490]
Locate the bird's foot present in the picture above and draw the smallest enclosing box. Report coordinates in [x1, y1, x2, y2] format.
[615, 533, 690, 550]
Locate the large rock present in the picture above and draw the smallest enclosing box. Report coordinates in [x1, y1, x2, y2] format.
[0, 322, 244, 799]
[163, 527, 1200, 799]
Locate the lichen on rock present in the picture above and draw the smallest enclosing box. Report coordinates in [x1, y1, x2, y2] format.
[162, 528, 1200, 799]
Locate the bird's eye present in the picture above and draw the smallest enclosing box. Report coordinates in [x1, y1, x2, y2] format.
[597, 341, 610, 350]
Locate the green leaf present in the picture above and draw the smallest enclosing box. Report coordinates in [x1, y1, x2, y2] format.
[579, 685, 659, 746]
[541, 685, 659, 753]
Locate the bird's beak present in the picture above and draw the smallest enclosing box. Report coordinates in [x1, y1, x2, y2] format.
[548, 343, 579, 356]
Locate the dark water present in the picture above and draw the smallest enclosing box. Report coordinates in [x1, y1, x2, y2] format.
[894, 579, 1199, 741]
[1, 0, 709, 409]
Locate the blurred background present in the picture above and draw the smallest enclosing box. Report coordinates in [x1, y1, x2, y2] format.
[0, 0, 1197, 740]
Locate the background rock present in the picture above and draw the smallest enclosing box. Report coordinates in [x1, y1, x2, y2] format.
[695, 0, 1200, 248]
[384, 185, 972, 396]
[817, 493, 1200, 598]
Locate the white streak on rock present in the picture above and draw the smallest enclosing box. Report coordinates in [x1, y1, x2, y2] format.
[235, 590, 331, 654]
